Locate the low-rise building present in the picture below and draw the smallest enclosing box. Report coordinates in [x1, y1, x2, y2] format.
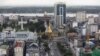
[81, 27, 87, 36]
[72, 21, 78, 28]
[0, 27, 38, 41]
[29, 18, 38, 23]
[26, 42, 39, 56]
[0, 45, 9, 56]
[15, 31, 37, 41]
[67, 28, 78, 40]
[14, 41, 25, 56]
[9, 15, 19, 20]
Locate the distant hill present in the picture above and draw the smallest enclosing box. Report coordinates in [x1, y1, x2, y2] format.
[0, 6, 100, 13]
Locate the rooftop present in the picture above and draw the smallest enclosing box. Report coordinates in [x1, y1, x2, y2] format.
[0, 45, 9, 49]
[15, 41, 24, 47]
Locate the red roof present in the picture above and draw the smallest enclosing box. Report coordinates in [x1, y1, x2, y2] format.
[15, 41, 22, 47]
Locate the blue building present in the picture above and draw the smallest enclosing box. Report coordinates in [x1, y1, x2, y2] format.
[54, 2, 66, 28]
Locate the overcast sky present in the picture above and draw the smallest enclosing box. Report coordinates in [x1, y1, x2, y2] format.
[0, 0, 100, 6]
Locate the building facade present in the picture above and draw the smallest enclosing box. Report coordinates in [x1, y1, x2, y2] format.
[87, 24, 98, 35]
[88, 16, 95, 24]
[76, 11, 86, 23]
[14, 41, 24, 56]
[54, 2, 66, 28]
[0, 27, 38, 41]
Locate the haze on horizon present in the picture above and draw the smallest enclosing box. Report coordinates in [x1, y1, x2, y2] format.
[0, 0, 100, 7]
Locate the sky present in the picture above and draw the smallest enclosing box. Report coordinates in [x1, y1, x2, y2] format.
[0, 0, 100, 7]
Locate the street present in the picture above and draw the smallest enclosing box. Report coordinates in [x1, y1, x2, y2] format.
[49, 41, 62, 56]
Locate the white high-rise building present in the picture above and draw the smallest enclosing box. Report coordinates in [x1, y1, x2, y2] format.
[76, 11, 86, 23]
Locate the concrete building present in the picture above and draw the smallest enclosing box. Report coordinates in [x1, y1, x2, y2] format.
[67, 32, 77, 38]
[2, 27, 15, 41]
[81, 27, 87, 36]
[72, 21, 78, 28]
[98, 12, 100, 23]
[0, 45, 9, 56]
[54, 2, 66, 28]
[81, 22, 87, 36]
[76, 11, 86, 23]
[95, 17, 100, 24]
[9, 15, 18, 20]
[29, 18, 38, 23]
[14, 41, 24, 56]
[15, 31, 37, 41]
[88, 16, 95, 24]
[95, 30, 100, 40]
[87, 24, 98, 35]
[94, 13, 100, 24]
[0, 27, 38, 41]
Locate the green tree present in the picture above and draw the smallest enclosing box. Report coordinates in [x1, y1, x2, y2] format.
[67, 28, 77, 33]
[0, 26, 3, 32]
[43, 42, 50, 53]
[28, 21, 46, 32]
[2, 23, 8, 28]
[41, 34, 49, 40]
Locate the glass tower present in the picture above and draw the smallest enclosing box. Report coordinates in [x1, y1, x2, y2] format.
[54, 3, 66, 28]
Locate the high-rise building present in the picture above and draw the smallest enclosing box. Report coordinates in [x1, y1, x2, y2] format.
[76, 11, 86, 23]
[54, 2, 66, 28]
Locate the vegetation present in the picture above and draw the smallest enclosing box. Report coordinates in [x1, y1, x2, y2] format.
[2, 23, 8, 28]
[25, 21, 46, 32]
[67, 28, 77, 33]
[8, 21, 18, 28]
[0, 26, 3, 32]
[41, 34, 49, 40]
[57, 42, 73, 56]
[43, 42, 50, 53]
[84, 53, 92, 56]
[1, 20, 46, 32]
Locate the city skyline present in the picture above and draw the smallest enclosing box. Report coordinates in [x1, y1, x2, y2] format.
[0, 0, 100, 7]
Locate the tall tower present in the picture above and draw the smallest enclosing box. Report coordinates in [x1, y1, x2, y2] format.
[54, 2, 66, 28]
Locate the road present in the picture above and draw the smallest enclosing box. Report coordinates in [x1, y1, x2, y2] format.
[40, 36, 65, 56]
[39, 43, 46, 56]
[49, 41, 62, 56]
